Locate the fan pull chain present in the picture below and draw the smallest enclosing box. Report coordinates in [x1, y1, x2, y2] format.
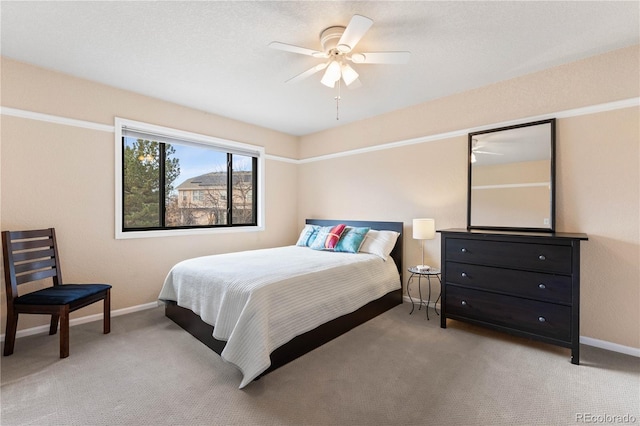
[335, 79, 342, 120]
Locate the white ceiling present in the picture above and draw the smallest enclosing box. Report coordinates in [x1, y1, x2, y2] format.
[1, 1, 638, 136]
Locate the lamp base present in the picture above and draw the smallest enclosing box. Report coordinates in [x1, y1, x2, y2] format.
[416, 265, 431, 271]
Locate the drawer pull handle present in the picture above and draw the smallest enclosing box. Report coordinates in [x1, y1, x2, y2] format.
[461, 248, 467, 253]
[461, 300, 467, 306]
[461, 272, 468, 278]
[538, 283, 546, 289]
[538, 255, 546, 261]
[538, 316, 546, 323]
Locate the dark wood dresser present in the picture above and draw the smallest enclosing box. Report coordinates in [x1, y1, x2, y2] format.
[439, 229, 588, 364]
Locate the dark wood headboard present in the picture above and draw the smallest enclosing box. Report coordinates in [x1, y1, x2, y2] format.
[305, 219, 404, 282]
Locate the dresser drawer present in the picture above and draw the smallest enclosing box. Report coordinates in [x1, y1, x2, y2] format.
[445, 238, 572, 274]
[445, 286, 571, 341]
[446, 262, 572, 304]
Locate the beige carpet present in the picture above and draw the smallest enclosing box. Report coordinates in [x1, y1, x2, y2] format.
[1, 304, 638, 426]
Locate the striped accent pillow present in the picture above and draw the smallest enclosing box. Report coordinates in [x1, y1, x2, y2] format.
[309, 224, 347, 251]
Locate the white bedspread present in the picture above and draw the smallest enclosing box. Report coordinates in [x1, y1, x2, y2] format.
[158, 245, 400, 388]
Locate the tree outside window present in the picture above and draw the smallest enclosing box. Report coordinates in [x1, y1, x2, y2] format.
[122, 137, 256, 231]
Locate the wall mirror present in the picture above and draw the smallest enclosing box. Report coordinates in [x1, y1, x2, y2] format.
[467, 118, 556, 232]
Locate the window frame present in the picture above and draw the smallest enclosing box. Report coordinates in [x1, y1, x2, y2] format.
[115, 117, 265, 239]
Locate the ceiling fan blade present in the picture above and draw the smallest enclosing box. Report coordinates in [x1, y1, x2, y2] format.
[285, 62, 328, 83]
[352, 51, 411, 64]
[269, 41, 325, 57]
[337, 15, 373, 52]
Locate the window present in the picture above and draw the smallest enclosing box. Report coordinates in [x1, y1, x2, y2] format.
[192, 190, 204, 202]
[115, 118, 264, 239]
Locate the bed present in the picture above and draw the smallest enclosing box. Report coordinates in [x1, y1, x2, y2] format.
[159, 219, 403, 388]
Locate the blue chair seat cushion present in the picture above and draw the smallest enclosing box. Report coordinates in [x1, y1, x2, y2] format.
[15, 284, 111, 306]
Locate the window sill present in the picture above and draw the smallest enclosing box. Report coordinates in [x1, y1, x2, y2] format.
[115, 225, 264, 240]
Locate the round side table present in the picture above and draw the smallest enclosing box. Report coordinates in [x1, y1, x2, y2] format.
[407, 267, 442, 320]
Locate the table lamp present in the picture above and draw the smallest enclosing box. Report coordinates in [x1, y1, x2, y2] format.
[413, 218, 436, 271]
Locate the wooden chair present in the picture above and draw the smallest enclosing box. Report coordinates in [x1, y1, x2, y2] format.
[2, 228, 111, 358]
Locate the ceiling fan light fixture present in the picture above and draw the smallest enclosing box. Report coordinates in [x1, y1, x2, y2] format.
[350, 53, 366, 63]
[341, 63, 359, 86]
[320, 73, 335, 88]
[269, 13, 411, 120]
[320, 60, 341, 87]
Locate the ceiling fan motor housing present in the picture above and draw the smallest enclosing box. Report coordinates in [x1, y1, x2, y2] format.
[320, 26, 346, 53]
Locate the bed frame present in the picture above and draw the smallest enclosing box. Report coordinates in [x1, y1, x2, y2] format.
[164, 219, 404, 379]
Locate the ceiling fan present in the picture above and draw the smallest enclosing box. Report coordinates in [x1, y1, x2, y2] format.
[269, 14, 410, 89]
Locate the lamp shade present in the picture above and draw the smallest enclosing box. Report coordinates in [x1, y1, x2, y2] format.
[413, 218, 436, 240]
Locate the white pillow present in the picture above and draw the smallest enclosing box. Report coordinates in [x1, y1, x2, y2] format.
[358, 230, 400, 260]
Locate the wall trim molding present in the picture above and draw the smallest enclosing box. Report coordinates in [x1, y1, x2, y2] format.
[0, 106, 115, 133]
[2, 298, 638, 359]
[2, 97, 638, 165]
[299, 97, 639, 164]
[265, 153, 299, 163]
[401, 296, 639, 358]
[0, 301, 159, 342]
[472, 182, 550, 190]
[579, 336, 640, 358]
[298, 129, 468, 164]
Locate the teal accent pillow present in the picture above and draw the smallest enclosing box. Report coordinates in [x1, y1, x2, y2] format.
[309, 224, 347, 251]
[334, 227, 370, 253]
[296, 225, 321, 247]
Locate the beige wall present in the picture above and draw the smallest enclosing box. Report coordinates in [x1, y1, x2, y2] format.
[2, 45, 639, 351]
[298, 45, 640, 349]
[1, 57, 300, 331]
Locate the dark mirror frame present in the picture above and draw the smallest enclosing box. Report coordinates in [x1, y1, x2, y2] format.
[467, 118, 556, 233]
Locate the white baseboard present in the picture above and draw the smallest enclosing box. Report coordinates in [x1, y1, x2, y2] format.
[4, 299, 639, 359]
[403, 295, 441, 310]
[401, 296, 640, 358]
[579, 336, 640, 358]
[0, 301, 160, 342]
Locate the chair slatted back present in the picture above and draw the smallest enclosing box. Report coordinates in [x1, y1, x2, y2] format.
[2, 228, 63, 303]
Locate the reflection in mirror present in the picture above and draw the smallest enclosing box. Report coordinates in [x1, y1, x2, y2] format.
[468, 119, 555, 232]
